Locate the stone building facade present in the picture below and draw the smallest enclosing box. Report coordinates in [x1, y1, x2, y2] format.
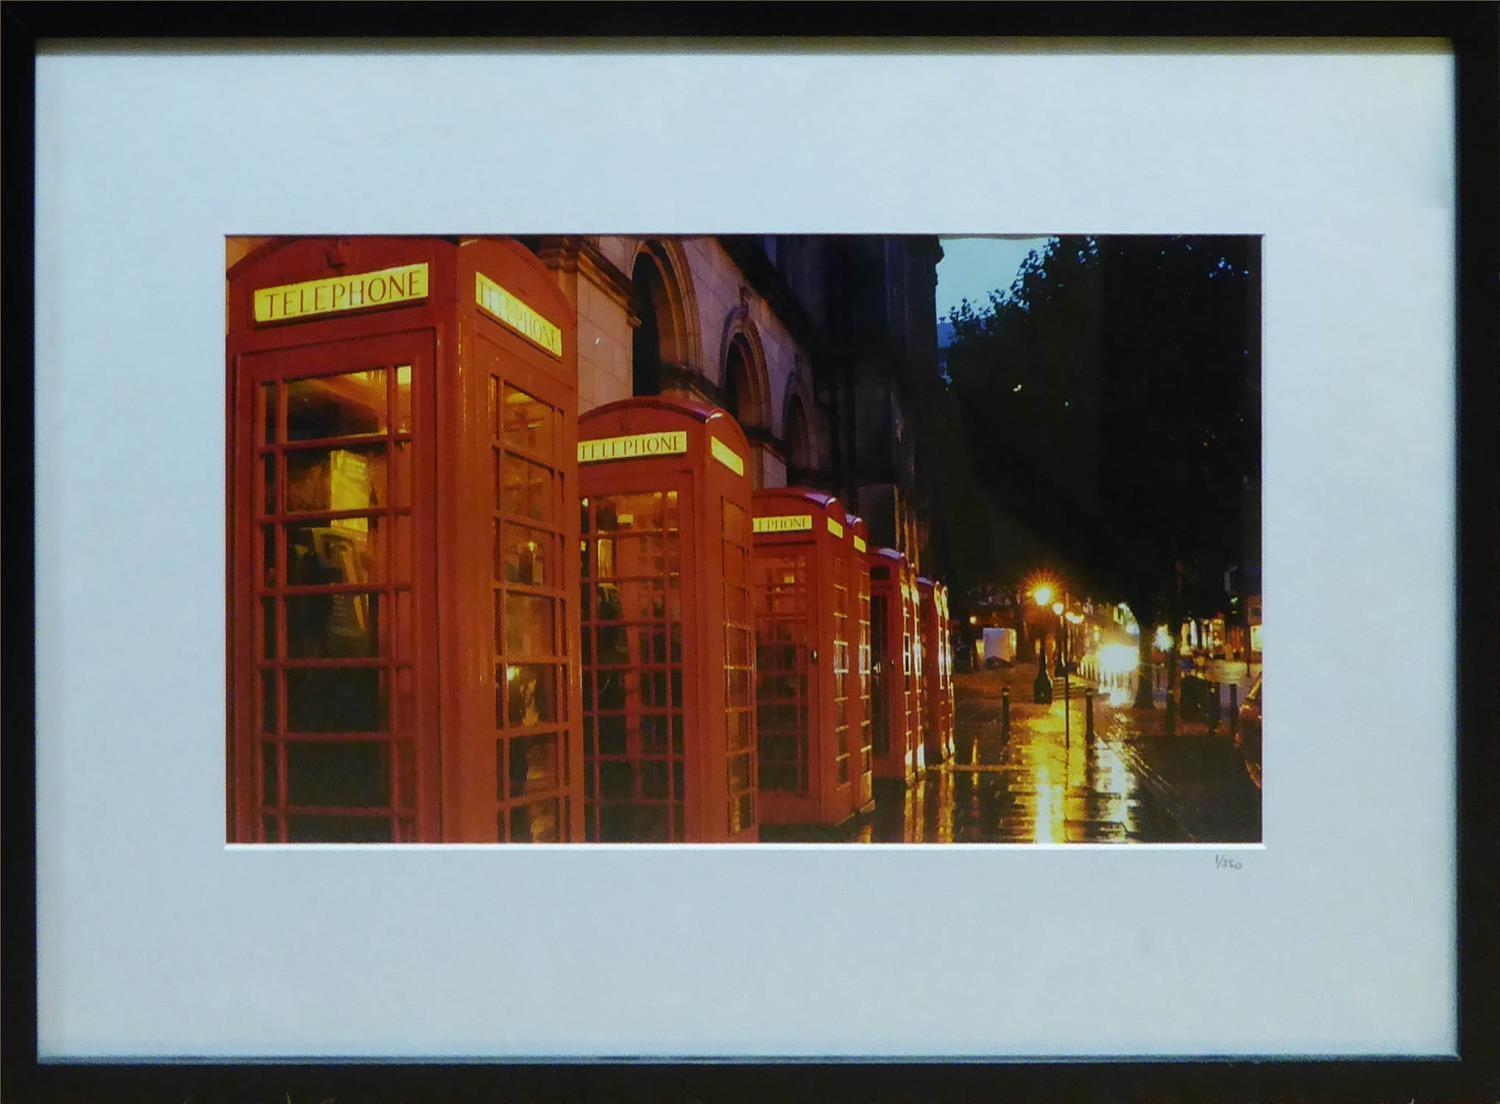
[226, 233, 942, 567]
[526, 234, 942, 570]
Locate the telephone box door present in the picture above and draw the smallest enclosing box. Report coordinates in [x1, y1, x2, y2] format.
[231, 331, 437, 843]
[580, 469, 696, 842]
[755, 540, 821, 803]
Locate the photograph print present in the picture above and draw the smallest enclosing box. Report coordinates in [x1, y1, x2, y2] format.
[226, 233, 1261, 845]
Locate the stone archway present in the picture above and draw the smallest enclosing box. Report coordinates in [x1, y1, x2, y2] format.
[721, 333, 760, 430]
[629, 239, 700, 397]
[783, 393, 813, 473]
[718, 313, 770, 432]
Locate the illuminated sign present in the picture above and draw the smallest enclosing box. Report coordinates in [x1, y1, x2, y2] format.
[254, 263, 429, 324]
[710, 437, 745, 476]
[852, 535, 867, 553]
[826, 517, 844, 539]
[578, 431, 688, 464]
[476, 272, 563, 357]
[753, 514, 813, 534]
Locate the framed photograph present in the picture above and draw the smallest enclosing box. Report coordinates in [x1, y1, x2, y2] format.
[5, 4, 1496, 1099]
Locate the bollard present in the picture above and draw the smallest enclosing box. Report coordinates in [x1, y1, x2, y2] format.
[1085, 688, 1095, 741]
[1207, 682, 1220, 735]
[1229, 683, 1239, 735]
[1001, 686, 1011, 744]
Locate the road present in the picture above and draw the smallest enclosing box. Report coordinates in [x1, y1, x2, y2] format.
[854, 664, 1261, 844]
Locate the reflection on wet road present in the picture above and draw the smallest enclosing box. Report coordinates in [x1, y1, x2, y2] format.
[848, 666, 1260, 844]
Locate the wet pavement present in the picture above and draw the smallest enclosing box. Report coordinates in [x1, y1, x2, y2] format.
[847, 665, 1261, 844]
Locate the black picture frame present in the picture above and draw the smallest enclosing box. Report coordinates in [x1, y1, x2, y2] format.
[4, 4, 1496, 1100]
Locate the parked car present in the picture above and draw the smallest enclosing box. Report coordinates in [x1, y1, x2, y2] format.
[1236, 675, 1262, 789]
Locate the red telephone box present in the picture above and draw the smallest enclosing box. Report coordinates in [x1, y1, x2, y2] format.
[845, 514, 875, 815]
[227, 237, 581, 843]
[577, 397, 757, 842]
[751, 488, 859, 828]
[869, 546, 919, 785]
[936, 581, 957, 759]
[917, 577, 955, 765]
[906, 561, 927, 771]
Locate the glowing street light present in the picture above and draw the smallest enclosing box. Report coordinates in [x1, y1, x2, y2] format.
[1050, 601, 1067, 677]
[1033, 583, 1055, 608]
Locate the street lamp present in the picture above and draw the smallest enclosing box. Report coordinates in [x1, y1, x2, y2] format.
[1046, 594, 1075, 748]
[1065, 610, 1084, 666]
[1051, 600, 1066, 676]
[1028, 582, 1057, 703]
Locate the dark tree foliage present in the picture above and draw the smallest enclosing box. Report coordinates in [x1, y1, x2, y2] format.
[940, 236, 1260, 683]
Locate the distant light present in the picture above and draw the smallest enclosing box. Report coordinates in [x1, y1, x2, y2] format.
[1125, 623, 1140, 636]
[1097, 643, 1138, 679]
[1154, 626, 1172, 650]
[1051, 601, 1064, 616]
[1065, 611, 1084, 624]
[968, 615, 978, 625]
[1033, 584, 1054, 607]
[1012, 384, 1023, 393]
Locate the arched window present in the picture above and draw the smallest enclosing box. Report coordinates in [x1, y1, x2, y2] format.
[723, 335, 755, 427]
[629, 241, 699, 400]
[630, 254, 667, 397]
[784, 395, 813, 472]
